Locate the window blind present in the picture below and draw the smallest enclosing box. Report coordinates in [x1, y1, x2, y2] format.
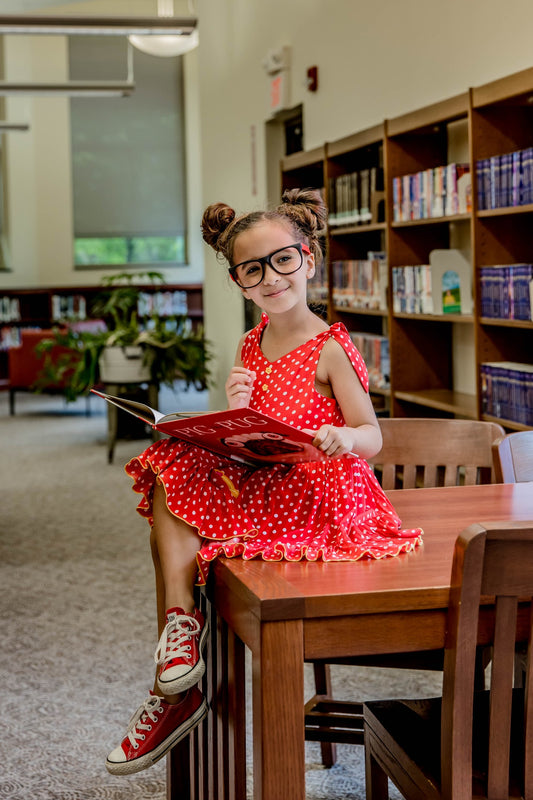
[69, 36, 186, 239]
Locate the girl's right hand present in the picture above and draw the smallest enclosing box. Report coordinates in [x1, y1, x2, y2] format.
[226, 367, 256, 409]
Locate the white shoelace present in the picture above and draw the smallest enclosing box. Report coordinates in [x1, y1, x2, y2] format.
[154, 613, 201, 667]
[126, 695, 163, 749]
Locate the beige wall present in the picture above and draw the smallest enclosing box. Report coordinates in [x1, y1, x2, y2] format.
[198, 0, 533, 406]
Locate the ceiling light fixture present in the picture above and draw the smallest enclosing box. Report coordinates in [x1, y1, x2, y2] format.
[0, 81, 134, 97]
[129, 0, 199, 57]
[0, 122, 30, 131]
[0, 13, 197, 37]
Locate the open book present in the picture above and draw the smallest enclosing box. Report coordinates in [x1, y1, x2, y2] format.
[91, 389, 327, 466]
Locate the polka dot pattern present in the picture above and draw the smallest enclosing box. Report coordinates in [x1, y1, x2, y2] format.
[125, 313, 422, 585]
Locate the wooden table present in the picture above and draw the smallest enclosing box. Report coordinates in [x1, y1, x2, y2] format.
[168, 482, 533, 800]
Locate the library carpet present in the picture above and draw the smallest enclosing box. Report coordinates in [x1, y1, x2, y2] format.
[0, 388, 440, 800]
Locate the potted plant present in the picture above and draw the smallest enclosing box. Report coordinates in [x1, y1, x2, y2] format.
[34, 272, 211, 401]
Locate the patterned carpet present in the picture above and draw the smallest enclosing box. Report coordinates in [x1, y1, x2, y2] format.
[0, 386, 441, 800]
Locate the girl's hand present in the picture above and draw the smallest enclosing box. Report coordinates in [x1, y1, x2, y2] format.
[310, 425, 355, 458]
[226, 367, 256, 409]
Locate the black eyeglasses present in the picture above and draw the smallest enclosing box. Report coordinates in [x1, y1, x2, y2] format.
[228, 242, 310, 289]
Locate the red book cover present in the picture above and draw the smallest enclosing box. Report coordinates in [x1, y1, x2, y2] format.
[91, 389, 328, 466]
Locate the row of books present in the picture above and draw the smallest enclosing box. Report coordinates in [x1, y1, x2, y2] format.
[51, 294, 87, 321]
[392, 250, 473, 316]
[479, 265, 533, 320]
[307, 258, 328, 304]
[137, 290, 189, 318]
[480, 361, 533, 426]
[0, 296, 21, 323]
[392, 163, 472, 222]
[392, 265, 434, 314]
[349, 331, 390, 390]
[476, 148, 533, 210]
[0, 325, 25, 351]
[328, 167, 384, 227]
[331, 254, 388, 311]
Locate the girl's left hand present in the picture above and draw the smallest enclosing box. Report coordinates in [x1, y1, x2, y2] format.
[308, 425, 355, 458]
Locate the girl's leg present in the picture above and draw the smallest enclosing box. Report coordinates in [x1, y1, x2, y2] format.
[150, 481, 207, 700]
[151, 480, 200, 620]
[106, 480, 209, 776]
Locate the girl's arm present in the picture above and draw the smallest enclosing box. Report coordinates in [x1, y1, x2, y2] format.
[312, 338, 382, 459]
[225, 333, 256, 409]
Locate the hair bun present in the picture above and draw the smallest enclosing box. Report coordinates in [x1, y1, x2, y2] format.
[201, 202, 236, 251]
[280, 188, 327, 235]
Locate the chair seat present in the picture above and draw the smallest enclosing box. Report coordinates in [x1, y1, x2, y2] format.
[364, 690, 526, 799]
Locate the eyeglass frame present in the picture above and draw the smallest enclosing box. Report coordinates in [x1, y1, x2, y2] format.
[228, 242, 311, 288]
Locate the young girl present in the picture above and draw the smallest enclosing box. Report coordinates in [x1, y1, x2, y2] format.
[105, 188, 422, 776]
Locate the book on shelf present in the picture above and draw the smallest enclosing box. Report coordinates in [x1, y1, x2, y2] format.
[392, 265, 433, 314]
[349, 331, 390, 390]
[429, 249, 472, 315]
[328, 167, 384, 227]
[480, 362, 533, 426]
[91, 390, 328, 466]
[479, 264, 533, 320]
[477, 147, 533, 211]
[331, 254, 388, 311]
[392, 163, 471, 221]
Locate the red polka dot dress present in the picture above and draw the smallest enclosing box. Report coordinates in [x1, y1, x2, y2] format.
[125, 314, 422, 584]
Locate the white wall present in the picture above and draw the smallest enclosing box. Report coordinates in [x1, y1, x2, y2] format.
[197, 0, 533, 406]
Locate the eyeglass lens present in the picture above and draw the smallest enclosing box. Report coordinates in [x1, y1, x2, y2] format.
[233, 245, 303, 288]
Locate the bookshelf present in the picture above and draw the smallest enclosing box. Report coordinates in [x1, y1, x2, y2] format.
[325, 124, 390, 411]
[280, 67, 533, 430]
[0, 283, 203, 383]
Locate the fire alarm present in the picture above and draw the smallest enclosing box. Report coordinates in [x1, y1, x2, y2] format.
[306, 66, 318, 92]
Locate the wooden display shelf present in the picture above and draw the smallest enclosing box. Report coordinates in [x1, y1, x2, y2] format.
[477, 203, 533, 218]
[480, 317, 533, 329]
[386, 92, 470, 137]
[393, 312, 474, 324]
[369, 385, 391, 397]
[394, 389, 478, 418]
[391, 213, 470, 228]
[333, 306, 387, 318]
[481, 413, 532, 432]
[329, 222, 386, 236]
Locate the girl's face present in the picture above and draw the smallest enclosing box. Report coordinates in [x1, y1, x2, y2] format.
[231, 221, 315, 314]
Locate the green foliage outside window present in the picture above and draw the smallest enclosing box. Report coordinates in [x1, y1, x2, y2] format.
[74, 236, 186, 267]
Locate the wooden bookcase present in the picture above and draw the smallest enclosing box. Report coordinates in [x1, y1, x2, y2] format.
[0, 283, 203, 383]
[280, 66, 533, 431]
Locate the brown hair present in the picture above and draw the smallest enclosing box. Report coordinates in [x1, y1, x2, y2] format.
[201, 188, 326, 266]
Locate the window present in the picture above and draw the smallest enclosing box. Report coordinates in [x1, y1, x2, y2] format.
[69, 37, 187, 268]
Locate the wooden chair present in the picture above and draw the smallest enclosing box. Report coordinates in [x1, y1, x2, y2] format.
[363, 520, 533, 800]
[493, 430, 533, 484]
[306, 417, 505, 767]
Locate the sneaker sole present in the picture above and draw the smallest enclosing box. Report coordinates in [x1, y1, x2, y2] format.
[105, 697, 209, 776]
[156, 620, 209, 696]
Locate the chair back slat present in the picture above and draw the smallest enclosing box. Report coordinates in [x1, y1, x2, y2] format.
[369, 418, 505, 490]
[422, 464, 438, 487]
[401, 464, 417, 488]
[441, 521, 533, 800]
[443, 464, 460, 486]
[487, 595, 518, 798]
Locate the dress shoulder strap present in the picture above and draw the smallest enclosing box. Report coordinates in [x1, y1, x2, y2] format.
[327, 322, 369, 393]
[240, 313, 268, 364]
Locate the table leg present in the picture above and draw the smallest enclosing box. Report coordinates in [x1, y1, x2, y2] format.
[167, 594, 247, 800]
[252, 619, 305, 800]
